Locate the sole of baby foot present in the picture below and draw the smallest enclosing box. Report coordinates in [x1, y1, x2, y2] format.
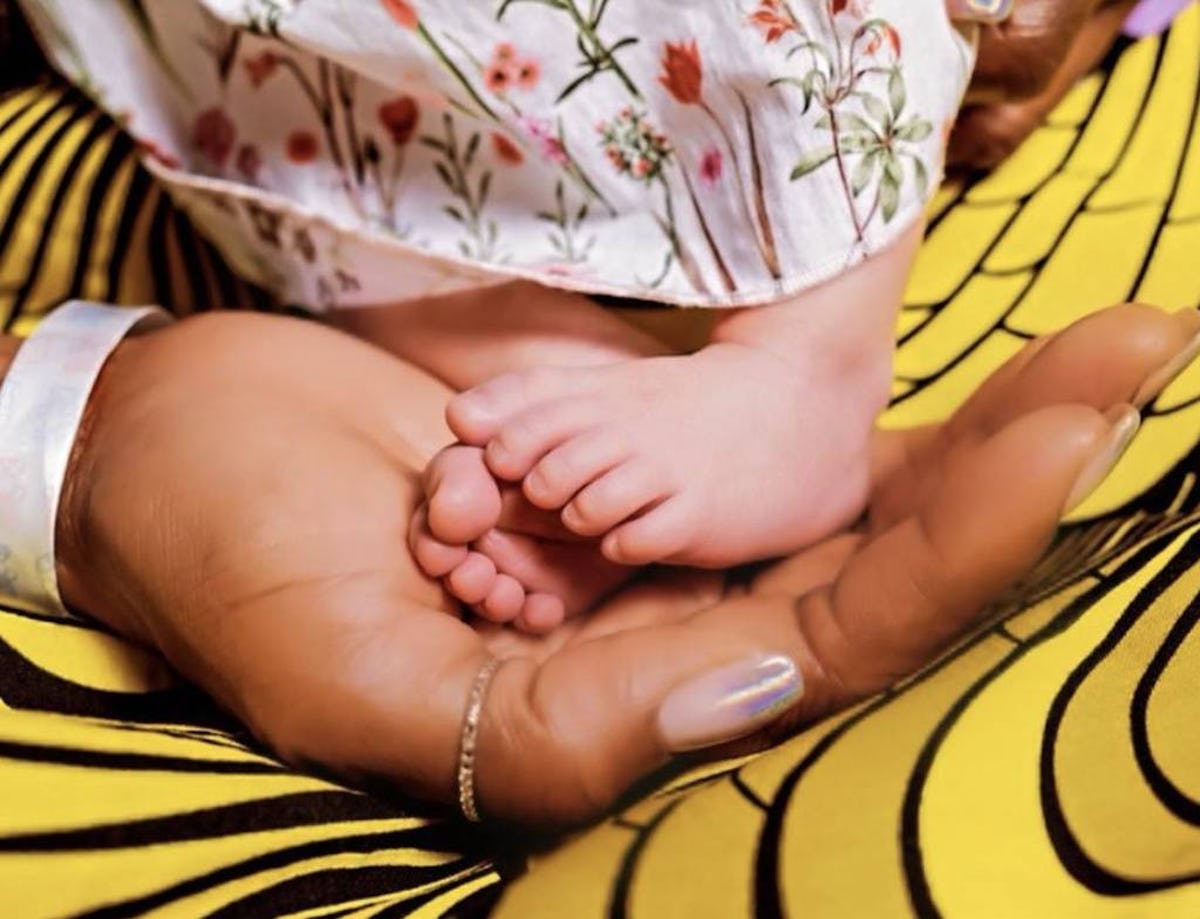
[451, 342, 882, 569]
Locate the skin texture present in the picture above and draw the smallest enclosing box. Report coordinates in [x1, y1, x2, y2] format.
[411, 225, 920, 628]
[50, 303, 1200, 825]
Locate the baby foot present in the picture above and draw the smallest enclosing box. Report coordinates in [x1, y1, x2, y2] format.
[409, 445, 633, 632]
[446, 342, 886, 569]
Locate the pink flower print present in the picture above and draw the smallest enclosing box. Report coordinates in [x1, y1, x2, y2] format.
[521, 117, 568, 166]
[484, 62, 514, 94]
[516, 58, 541, 91]
[236, 144, 262, 181]
[598, 109, 672, 182]
[698, 146, 723, 186]
[244, 51, 278, 88]
[193, 107, 235, 169]
[484, 43, 541, 95]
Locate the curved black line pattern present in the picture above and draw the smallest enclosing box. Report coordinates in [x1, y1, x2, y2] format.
[1129, 593, 1200, 823]
[1039, 531, 1200, 896]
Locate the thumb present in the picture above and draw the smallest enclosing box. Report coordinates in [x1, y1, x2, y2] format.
[476, 627, 802, 824]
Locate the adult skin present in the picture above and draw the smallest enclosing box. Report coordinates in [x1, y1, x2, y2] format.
[16, 302, 1194, 825]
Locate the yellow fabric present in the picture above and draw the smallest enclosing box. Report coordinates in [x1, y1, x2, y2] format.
[0, 11, 1198, 914]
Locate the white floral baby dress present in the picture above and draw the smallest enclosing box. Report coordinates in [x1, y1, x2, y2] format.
[17, 0, 975, 309]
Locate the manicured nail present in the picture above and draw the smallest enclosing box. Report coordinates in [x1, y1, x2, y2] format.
[946, 0, 1013, 24]
[1132, 327, 1200, 409]
[658, 655, 802, 753]
[1064, 405, 1141, 514]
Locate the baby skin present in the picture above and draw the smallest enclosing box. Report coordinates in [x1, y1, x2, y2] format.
[401, 222, 922, 632]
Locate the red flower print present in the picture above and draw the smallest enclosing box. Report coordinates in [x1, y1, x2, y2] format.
[236, 144, 262, 181]
[748, 1, 799, 43]
[495, 42, 517, 62]
[659, 40, 703, 106]
[484, 63, 513, 94]
[243, 51, 278, 88]
[193, 107, 235, 168]
[699, 146, 724, 186]
[865, 23, 901, 58]
[378, 95, 420, 145]
[516, 59, 541, 91]
[491, 132, 524, 166]
[286, 130, 320, 164]
[830, 0, 849, 14]
[381, 0, 418, 29]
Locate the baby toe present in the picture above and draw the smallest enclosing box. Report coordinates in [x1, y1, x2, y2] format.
[524, 428, 629, 510]
[426, 446, 503, 545]
[409, 507, 469, 578]
[562, 461, 667, 538]
[447, 366, 597, 445]
[485, 397, 603, 482]
[516, 593, 567, 634]
[479, 573, 526, 623]
[603, 496, 695, 566]
[446, 551, 498, 606]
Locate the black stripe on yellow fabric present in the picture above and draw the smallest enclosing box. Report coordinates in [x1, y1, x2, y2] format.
[1039, 529, 1200, 896]
[1127, 47, 1200, 300]
[893, 530, 1200, 914]
[103, 162, 153, 303]
[374, 874, 503, 919]
[146, 188, 177, 309]
[0, 791, 403, 852]
[1131, 591, 1200, 823]
[4, 111, 112, 329]
[171, 206, 214, 311]
[198, 235, 239, 308]
[67, 124, 136, 300]
[0, 636, 235, 728]
[0, 90, 82, 260]
[78, 823, 489, 919]
[608, 800, 681, 919]
[0, 86, 44, 136]
[0, 736, 288, 774]
[204, 864, 495, 919]
[895, 38, 1160, 397]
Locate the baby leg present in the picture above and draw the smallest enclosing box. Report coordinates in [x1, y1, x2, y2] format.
[447, 222, 921, 569]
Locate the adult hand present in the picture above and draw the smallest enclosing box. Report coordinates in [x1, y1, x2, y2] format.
[54, 305, 1199, 825]
[948, 0, 1139, 168]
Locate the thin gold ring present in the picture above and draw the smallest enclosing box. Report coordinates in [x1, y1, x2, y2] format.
[457, 657, 501, 822]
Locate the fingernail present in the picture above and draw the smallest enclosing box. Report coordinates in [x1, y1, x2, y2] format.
[658, 655, 802, 753]
[1063, 405, 1141, 514]
[946, 0, 1013, 24]
[1132, 327, 1200, 409]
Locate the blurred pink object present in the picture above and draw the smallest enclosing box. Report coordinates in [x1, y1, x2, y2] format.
[1123, 0, 1193, 36]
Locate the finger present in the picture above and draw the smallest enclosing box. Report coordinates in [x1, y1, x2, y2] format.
[948, 305, 1200, 440]
[793, 403, 1135, 719]
[871, 305, 1200, 523]
[476, 630, 802, 824]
